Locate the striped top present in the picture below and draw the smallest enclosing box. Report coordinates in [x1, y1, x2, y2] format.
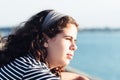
[0, 54, 60, 80]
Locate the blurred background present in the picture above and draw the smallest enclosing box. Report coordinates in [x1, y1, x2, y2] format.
[0, 0, 120, 80]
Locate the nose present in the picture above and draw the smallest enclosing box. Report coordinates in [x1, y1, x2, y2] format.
[70, 43, 77, 51]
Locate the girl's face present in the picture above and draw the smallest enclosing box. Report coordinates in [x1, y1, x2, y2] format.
[45, 23, 78, 69]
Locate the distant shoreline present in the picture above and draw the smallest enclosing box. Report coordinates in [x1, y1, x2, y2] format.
[79, 28, 120, 32]
[0, 27, 120, 32]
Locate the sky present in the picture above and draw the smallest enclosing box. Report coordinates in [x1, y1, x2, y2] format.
[0, 0, 120, 29]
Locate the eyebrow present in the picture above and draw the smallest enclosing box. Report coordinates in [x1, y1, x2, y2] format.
[64, 35, 77, 41]
[64, 35, 72, 38]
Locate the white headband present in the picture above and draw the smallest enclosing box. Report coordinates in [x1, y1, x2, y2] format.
[42, 10, 65, 31]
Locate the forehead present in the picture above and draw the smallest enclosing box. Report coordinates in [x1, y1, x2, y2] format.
[62, 24, 77, 38]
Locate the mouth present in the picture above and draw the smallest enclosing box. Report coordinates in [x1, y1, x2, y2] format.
[66, 53, 73, 60]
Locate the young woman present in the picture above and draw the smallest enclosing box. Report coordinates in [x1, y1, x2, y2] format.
[0, 9, 89, 80]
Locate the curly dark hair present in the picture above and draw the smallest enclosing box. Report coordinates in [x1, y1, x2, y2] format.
[0, 9, 78, 76]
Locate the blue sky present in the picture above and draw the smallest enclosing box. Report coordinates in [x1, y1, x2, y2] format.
[0, 0, 120, 29]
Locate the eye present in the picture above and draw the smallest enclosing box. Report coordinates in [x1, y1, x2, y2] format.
[64, 36, 76, 43]
[65, 37, 72, 41]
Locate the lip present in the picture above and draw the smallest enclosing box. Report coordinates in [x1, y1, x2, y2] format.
[66, 53, 74, 60]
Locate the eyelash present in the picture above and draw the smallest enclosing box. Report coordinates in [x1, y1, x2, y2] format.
[66, 38, 72, 40]
[65, 38, 77, 43]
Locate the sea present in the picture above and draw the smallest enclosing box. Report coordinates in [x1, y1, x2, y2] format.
[0, 27, 120, 80]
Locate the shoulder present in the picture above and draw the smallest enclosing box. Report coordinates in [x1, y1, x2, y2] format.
[23, 67, 60, 80]
[18, 55, 60, 79]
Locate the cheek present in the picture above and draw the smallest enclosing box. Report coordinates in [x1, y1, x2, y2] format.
[50, 43, 67, 58]
[56, 41, 71, 58]
[54, 43, 65, 55]
[57, 40, 69, 52]
[47, 39, 71, 59]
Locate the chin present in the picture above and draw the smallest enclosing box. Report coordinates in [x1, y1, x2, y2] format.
[61, 60, 70, 67]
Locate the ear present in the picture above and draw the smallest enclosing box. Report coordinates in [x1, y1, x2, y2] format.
[44, 42, 48, 47]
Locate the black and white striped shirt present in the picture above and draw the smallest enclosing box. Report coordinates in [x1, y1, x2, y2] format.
[0, 54, 60, 80]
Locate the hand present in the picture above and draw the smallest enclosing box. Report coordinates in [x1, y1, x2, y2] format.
[61, 72, 89, 80]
